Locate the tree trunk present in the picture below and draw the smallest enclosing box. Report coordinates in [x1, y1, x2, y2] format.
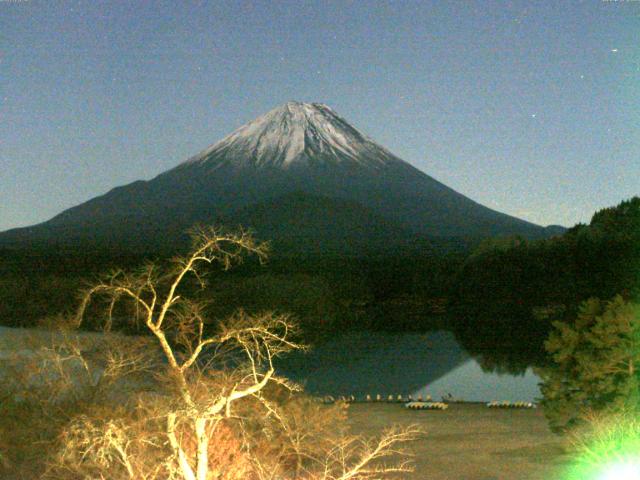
[195, 417, 210, 480]
[167, 413, 197, 480]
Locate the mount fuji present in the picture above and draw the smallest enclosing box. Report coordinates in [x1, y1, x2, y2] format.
[0, 102, 559, 253]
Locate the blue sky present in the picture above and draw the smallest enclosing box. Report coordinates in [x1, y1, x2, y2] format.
[1, 0, 638, 231]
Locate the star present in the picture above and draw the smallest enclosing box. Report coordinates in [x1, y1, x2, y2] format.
[531, 114, 536, 118]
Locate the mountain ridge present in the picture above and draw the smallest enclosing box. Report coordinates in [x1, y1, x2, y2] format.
[0, 102, 563, 252]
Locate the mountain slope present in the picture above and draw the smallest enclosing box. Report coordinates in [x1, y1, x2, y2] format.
[0, 102, 557, 252]
[221, 191, 431, 255]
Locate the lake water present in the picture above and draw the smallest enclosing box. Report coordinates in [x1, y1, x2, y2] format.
[0, 327, 542, 403]
[277, 330, 542, 402]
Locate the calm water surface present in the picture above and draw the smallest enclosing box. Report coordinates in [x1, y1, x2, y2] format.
[0, 327, 542, 402]
[278, 330, 542, 402]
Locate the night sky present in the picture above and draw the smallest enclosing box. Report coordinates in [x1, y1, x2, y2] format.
[2, 0, 638, 232]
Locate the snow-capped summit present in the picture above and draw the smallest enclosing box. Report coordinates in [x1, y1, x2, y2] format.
[183, 101, 401, 170]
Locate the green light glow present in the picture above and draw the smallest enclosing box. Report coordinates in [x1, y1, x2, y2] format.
[561, 411, 640, 480]
[565, 456, 640, 480]
[599, 460, 640, 480]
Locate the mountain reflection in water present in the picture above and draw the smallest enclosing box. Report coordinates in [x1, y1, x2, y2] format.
[277, 331, 541, 402]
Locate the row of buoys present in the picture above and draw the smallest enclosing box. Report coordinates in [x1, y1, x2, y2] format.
[321, 394, 433, 404]
[320, 396, 537, 409]
[405, 401, 449, 410]
[361, 394, 433, 403]
[486, 401, 536, 409]
[321, 395, 351, 404]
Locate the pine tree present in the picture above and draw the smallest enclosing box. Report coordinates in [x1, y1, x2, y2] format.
[537, 295, 640, 432]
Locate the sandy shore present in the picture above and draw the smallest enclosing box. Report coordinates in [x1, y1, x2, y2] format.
[346, 403, 571, 480]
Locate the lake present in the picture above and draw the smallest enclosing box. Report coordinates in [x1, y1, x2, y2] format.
[0, 326, 543, 403]
[277, 330, 542, 402]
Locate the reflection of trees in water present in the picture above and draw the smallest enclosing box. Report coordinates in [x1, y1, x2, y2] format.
[473, 351, 537, 376]
[449, 198, 640, 378]
[451, 316, 549, 375]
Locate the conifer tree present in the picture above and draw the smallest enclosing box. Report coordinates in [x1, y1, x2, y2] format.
[537, 295, 640, 432]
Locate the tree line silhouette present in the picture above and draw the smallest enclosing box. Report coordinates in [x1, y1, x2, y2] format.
[1, 197, 637, 372]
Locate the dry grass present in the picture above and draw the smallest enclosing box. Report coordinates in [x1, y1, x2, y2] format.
[346, 403, 571, 480]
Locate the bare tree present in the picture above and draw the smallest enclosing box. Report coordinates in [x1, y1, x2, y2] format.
[72, 227, 303, 480]
[312, 425, 421, 480]
[3, 227, 421, 480]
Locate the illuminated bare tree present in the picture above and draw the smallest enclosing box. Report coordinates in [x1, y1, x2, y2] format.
[72, 228, 300, 480]
[18, 227, 422, 480]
